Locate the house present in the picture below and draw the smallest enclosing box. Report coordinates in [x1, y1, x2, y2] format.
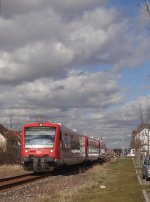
[0, 124, 21, 163]
[132, 124, 150, 154]
[0, 124, 10, 152]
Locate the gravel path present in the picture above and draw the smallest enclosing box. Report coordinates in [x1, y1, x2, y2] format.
[0, 166, 88, 202]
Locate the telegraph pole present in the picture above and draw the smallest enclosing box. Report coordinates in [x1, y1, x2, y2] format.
[140, 103, 143, 124]
[148, 130, 150, 153]
[148, 96, 150, 124]
[0, 0, 1, 16]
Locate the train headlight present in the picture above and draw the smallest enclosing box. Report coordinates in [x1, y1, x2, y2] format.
[25, 150, 28, 153]
[50, 149, 53, 153]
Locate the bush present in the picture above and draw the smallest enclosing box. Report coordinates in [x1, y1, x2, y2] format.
[0, 144, 20, 164]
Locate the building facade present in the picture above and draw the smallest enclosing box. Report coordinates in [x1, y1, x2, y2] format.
[132, 124, 150, 154]
[0, 124, 21, 163]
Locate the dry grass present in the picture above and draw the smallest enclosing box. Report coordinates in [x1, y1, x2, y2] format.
[0, 164, 28, 178]
[34, 163, 108, 202]
[37, 159, 145, 202]
[0, 159, 145, 202]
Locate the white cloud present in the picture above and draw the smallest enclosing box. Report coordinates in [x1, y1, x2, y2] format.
[0, 5, 141, 84]
[0, 0, 149, 148]
[11, 71, 122, 108]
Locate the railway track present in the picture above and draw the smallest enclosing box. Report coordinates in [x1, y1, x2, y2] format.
[0, 167, 80, 192]
[0, 159, 108, 192]
[0, 173, 50, 192]
[0, 165, 80, 192]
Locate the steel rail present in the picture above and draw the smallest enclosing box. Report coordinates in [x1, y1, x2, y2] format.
[0, 173, 49, 191]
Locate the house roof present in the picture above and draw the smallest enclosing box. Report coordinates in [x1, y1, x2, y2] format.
[132, 123, 150, 138]
[0, 124, 21, 143]
[137, 123, 150, 131]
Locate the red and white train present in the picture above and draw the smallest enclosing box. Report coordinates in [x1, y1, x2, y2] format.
[21, 122, 103, 172]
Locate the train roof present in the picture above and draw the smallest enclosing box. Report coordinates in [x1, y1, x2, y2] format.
[22, 122, 83, 135]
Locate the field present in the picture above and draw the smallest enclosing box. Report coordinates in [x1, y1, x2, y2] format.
[40, 158, 145, 202]
[0, 164, 28, 178]
[0, 158, 146, 202]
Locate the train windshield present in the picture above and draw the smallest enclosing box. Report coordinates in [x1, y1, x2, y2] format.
[25, 127, 56, 148]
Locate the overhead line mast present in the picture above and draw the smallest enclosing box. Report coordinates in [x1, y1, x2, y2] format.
[0, 0, 1, 15]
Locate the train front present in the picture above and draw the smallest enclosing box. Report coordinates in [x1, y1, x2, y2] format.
[21, 122, 60, 172]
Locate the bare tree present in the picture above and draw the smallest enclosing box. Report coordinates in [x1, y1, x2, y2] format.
[145, 0, 150, 16]
[3, 113, 21, 131]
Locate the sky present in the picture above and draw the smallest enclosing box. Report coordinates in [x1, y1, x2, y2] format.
[0, 0, 150, 149]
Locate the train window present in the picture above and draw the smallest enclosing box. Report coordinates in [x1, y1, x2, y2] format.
[24, 126, 56, 148]
[62, 134, 72, 152]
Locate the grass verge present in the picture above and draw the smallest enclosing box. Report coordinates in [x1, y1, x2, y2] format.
[0, 164, 28, 177]
[42, 159, 145, 202]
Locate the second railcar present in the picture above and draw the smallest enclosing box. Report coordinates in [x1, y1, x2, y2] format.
[86, 136, 100, 161]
